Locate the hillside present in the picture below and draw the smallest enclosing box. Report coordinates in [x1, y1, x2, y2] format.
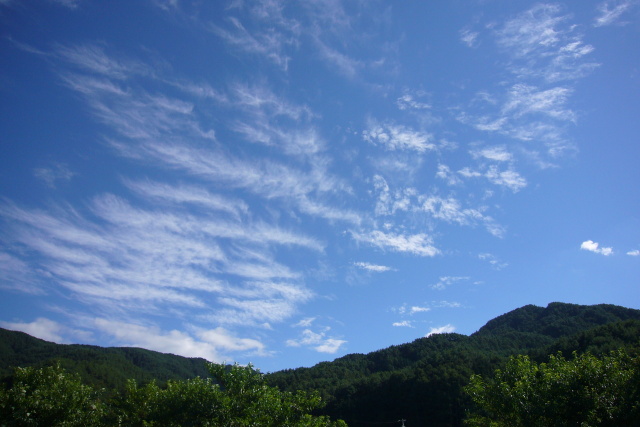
[0, 329, 209, 391]
[267, 302, 640, 426]
[1, 302, 639, 426]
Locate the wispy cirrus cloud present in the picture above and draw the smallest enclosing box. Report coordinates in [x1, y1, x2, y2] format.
[495, 3, 599, 82]
[431, 276, 470, 291]
[210, 16, 294, 71]
[351, 229, 439, 257]
[353, 261, 392, 272]
[478, 253, 508, 270]
[594, 0, 637, 27]
[33, 163, 75, 188]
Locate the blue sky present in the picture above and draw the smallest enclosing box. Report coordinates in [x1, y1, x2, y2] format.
[0, 0, 638, 372]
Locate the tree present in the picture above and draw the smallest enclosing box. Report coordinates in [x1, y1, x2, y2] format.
[0, 363, 105, 426]
[464, 349, 640, 426]
[115, 362, 347, 426]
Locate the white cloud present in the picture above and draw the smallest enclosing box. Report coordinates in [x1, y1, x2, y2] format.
[472, 146, 512, 162]
[210, 17, 292, 70]
[406, 306, 430, 315]
[485, 166, 527, 192]
[293, 317, 316, 327]
[123, 179, 248, 218]
[352, 229, 439, 257]
[431, 276, 469, 291]
[627, 249, 640, 256]
[460, 28, 479, 48]
[396, 94, 431, 111]
[496, 4, 598, 82]
[594, 0, 636, 27]
[363, 122, 435, 153]
[285, 328, 346, 354]
[503, 84, 575, 122]
[93, 318, 265, 361]
[478, 253, 508, 270]
[0, 318, 68, 343]
[436, 164, 462, 186]
[392, 320, 413, 327]
[580, 240, 614, 256]
[353, 262, 392, 272]
[425, 324, 456, 337]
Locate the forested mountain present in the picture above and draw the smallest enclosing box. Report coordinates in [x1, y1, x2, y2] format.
[2, 302, 639, 426]
[267, 303, 640, 426]
[0, 329, 209, 391]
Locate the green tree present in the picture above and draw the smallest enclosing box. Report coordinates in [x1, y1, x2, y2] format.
[0, 363, 105, 426]
[115, 362, 347, 426]
[464, 350, 640, 426]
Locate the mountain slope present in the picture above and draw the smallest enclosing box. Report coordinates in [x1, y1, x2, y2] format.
[1, 302, 639, 425]
[267, 302, 640, 426]
[0, 329, 209, 390]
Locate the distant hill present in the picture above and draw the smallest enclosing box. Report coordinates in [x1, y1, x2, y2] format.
[1, 302, 639, 426]
[0, 328, 209, 391]
[267, 302, 640, 427]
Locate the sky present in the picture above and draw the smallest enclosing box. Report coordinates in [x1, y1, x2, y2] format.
[0, 0, 639, 373]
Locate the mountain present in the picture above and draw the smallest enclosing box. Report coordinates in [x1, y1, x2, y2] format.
[0, 328, 209, 391]
[1, 302, 639, 426]
[267, 302, 640, 426]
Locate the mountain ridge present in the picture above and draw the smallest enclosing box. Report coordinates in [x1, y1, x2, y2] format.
[2, 302, 640, 426]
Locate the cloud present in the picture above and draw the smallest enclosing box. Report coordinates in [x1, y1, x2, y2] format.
[431, 276, 470, 291]
[594, 0, 636, 27]
[34, 163, 75, 188]
[0, 318, 68, 343]
[580, 240, 614, 256]
[392, 321, 413, 327]
[210, 17, 292, 70]
[478, 253, 508, 270]
[396, 94, 431, 111]
[293, 317, 316, 327]
[123, 179, 249, 218]
[425, 324, 456, 337]
[398, 304, 431, 315]
[286, 328, 346, 354]
[503, 84, 575, 122]
[460, 28, 479, 48]
[93, 318, 265, 361]
[363, 122, 435, 153]
[353, 262, 392, 272]
[495, 4, 598, 82]
[49, 0, 80, 9]
[352, 229, 439, 257]
[627, 249, 640, 256]
[472, 146, 513, 162]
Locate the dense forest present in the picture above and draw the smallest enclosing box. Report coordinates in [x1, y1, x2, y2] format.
[2, 302, 640, 426]
[267, 303, 640, 426]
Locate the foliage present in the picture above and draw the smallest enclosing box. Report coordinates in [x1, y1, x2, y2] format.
[114, 362, 346, 426]
[0, 362, 345, 426]
[268, 303, 640, 427]
[464, 350, 640, 426]
[0, 363, 105, 426]
[3, 303, 640, 426]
